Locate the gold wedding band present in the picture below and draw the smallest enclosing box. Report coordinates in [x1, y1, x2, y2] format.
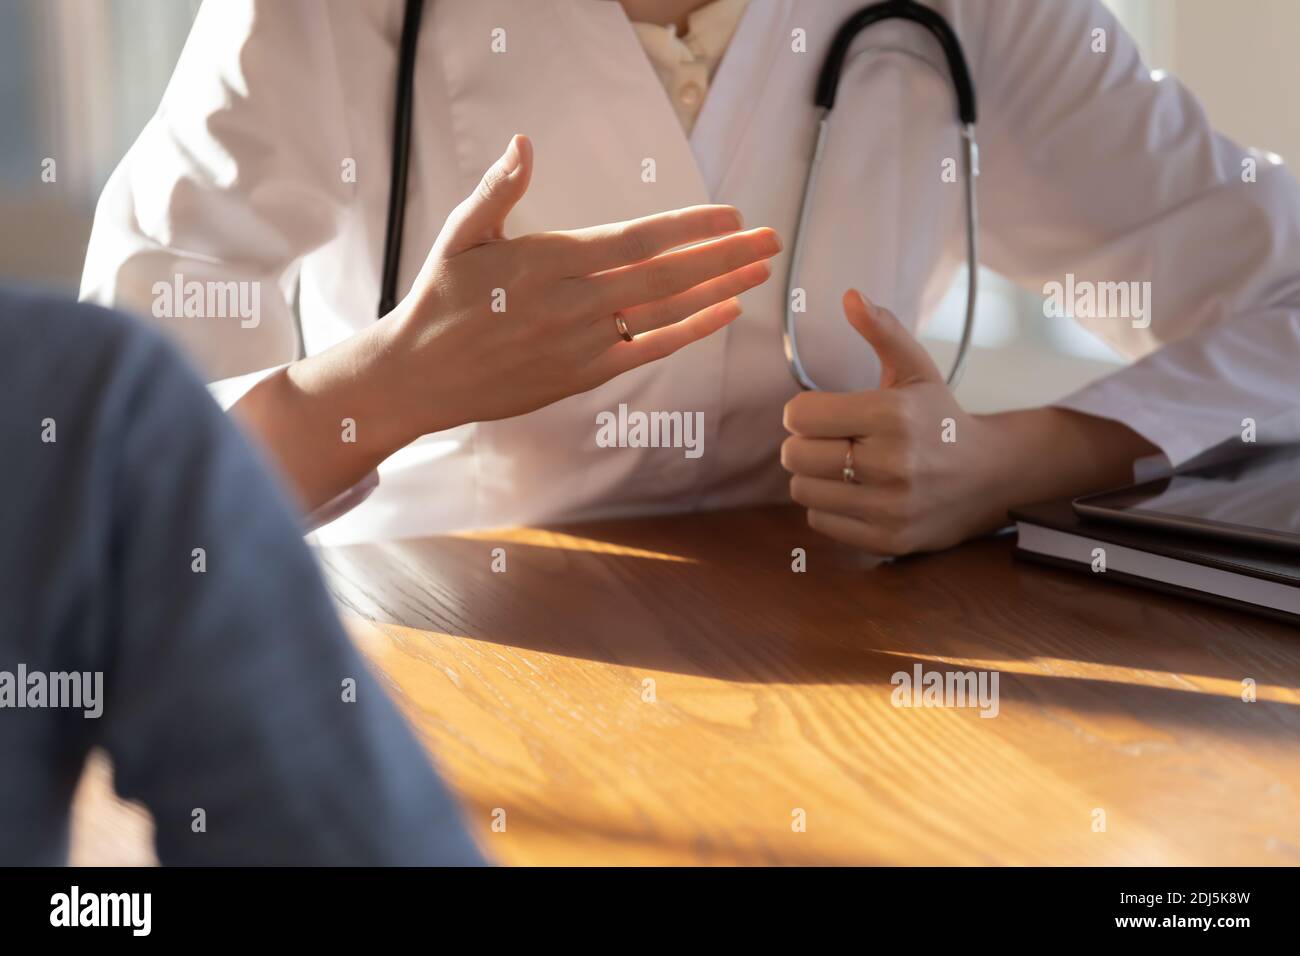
[842, 440, 858, 484]
[614, 311, 633, 342]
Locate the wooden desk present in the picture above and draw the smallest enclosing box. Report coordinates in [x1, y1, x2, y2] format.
[317, 505, 1300, 866]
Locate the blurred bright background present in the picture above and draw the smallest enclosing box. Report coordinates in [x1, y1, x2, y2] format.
[1, 0, 1298, 412]
[925, 0, 1300, 411]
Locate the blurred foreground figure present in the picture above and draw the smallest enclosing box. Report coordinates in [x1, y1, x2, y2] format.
[0, 289, 483, 865]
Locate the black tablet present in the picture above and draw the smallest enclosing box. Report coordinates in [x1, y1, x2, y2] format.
[1072, 445, 1300, 554]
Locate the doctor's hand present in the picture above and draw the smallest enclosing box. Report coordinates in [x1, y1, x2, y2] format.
[781, 291, 991, 555]
[384, 134, 779, 434]
[236, 134, 780, 515]
[781, 291, 1157, 556]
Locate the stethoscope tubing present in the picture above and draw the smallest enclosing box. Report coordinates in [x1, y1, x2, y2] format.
[784, 1, 980, 392]
[381, 0, 980, 392]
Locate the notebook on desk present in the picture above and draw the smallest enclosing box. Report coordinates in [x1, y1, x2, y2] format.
[1011, 446, 1300, 624]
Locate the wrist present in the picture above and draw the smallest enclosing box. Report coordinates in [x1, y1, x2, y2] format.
[232, 322, 412, 513]
[381, 292, 482, 440]
[289, 319, 412, 463]
[974, 407, 1158, 512]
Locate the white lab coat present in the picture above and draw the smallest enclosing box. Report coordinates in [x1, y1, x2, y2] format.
[82, 0, 1300, 545]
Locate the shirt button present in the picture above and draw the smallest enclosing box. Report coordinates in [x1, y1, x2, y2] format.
[679, 81, 703, 108]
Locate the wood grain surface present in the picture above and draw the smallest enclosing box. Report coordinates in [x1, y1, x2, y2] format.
[322, 505, 1300, 866]
[71, 505, 1300, 865]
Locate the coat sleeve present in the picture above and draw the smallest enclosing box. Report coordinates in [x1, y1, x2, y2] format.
[80, 0, 356, 384]
[971, 0, 1300, 467]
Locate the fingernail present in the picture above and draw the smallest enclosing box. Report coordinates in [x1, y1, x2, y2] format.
[761, 230, 782, 255]
[500, 136, 521, 175]
[714, 208, 743, 232]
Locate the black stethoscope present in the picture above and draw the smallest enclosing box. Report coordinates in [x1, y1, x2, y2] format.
[379, 0, 979, 390]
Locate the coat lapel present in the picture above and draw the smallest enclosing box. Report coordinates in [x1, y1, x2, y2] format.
[688, 0, 790, 199]
[431, 0, 710, 235]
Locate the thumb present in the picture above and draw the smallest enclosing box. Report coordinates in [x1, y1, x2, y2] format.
[842, 289, 943, 388]
[436, 134, 533, 257]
